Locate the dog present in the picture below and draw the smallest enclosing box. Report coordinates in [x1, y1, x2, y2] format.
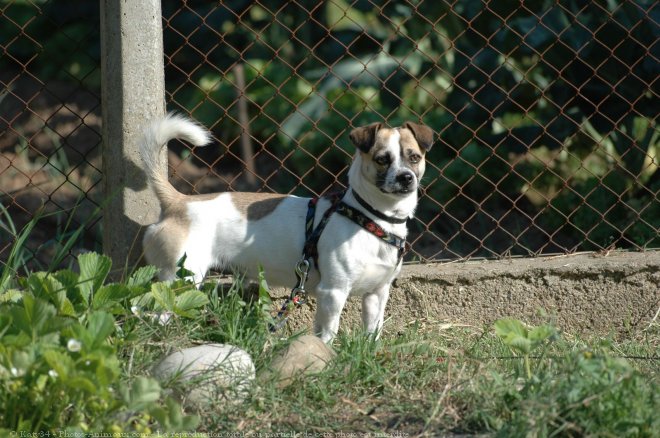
[139, 114, 433, 342]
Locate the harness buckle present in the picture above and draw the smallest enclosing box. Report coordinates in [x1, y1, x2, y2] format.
[290, 258, 310, 305]
[295, 258, 310, 281]
[269, 258, 311, 333]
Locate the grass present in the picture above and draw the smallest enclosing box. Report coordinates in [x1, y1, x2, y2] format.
[0, 213, 658, 435]
[121, 279, 659, 436]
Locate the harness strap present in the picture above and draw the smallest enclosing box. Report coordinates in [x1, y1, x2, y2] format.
[335, 202, 407, 260]
[303, 189, 408, 270]
[303, 191, 345, 270]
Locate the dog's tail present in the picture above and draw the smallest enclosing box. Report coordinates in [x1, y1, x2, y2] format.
[139, 113, 211, 208]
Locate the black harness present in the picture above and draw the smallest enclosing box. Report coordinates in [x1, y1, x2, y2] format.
[269, 188, 408, 332]
[303, 189, 408, 270]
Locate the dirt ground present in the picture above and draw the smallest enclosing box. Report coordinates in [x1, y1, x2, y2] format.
[273, 251, 660, 337]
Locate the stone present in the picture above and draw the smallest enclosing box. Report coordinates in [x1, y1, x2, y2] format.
[264, 335, 336, 387]
[152, 343, 255, 406]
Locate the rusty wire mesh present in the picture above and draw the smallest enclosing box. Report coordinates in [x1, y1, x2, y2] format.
[0, 1, 103, 270]
[162, 0, 659, 262]
[1, 1, 658, 269]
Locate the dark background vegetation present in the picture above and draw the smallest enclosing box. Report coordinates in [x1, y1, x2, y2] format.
[1, 0, 658, 267]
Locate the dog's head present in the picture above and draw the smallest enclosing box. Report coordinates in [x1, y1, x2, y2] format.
[349, 122, 433, 196]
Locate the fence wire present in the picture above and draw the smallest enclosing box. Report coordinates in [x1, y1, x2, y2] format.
[1, 0, 658, 268]
[0, 1, 102, 270]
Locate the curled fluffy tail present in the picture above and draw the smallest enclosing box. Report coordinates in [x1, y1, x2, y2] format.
[139, 113, 211, 208]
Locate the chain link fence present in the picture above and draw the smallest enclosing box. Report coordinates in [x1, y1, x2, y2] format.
[1, 1, 658, 269]
[1, 1, 102, 270]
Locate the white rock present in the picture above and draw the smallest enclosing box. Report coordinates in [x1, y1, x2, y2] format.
[264, 335, 336, 388]
[152, 343, 255, 406]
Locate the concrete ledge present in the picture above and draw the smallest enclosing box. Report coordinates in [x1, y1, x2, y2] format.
[280, 251, 660, 336]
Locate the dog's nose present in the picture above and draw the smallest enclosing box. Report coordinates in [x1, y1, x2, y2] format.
[396, 172, 414, 186]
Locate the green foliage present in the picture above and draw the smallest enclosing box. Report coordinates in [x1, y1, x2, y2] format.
[0, 204, 41, 293]
[476, 351, 658, 437]
[465, 318, 659, 436]
[1, 196, 104, 284]
[0, 252, 201, 434]
[494, 318, 557, 379]
[197, 272, 274, 360]
[256, 266, 274, 321]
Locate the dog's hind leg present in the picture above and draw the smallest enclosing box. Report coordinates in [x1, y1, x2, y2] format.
[314, 286, 349, 343]
[361, 285, 390, 339]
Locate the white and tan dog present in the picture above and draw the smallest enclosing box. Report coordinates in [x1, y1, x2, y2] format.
[139, 114, 433, 341]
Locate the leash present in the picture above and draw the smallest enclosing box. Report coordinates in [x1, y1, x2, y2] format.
[268, 189, 408, 333]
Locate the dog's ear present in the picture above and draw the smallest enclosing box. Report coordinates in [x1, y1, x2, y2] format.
[404, 122, 434, 152]
[349, 122, 383, 153]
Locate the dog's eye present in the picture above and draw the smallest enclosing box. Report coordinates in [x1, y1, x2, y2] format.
[409, 154, 421, 164]
[375, 155, 391, 166]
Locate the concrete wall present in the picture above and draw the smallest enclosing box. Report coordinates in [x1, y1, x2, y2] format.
[278, 251, 659, 336]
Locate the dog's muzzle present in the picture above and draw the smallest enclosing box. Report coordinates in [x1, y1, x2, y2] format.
[391, 170, 416, 194]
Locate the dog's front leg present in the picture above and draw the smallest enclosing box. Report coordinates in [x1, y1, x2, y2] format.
[314, 286, 349, 343]
[361, 284, 391, 339]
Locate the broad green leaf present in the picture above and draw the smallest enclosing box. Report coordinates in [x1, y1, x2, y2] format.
[58, 297, 76, 317]
[150, 397, 199, 431]
[11, 349, 35, 372]
[67, 376, 98, 393]
[0, 289, 22, 303]
[127, 265, 159, 288]
[80, 351, 120, 387]
[94, 355, 120, 386]
[43, 349, 74, 381]
[67, 323, 93, 351]
[166, 397, 183, 428]
[494, 318, 528, 340]
[54, 269, 86, 309]
[150, 282, 176, 311]
[1, 331, 31, 348]
[27, 273, 75, 316]
[78, 252, 112, 304]
[16, 295, 57, 339]
[131, 292, 154, 310]
[93, 284, 132, 310]
[127, 285, 152, 301]
[507, 336, 532, 355]
[35, 272, 76, 316]
[86, 311, 115, 349]
[175, 289, 209, 311]
[35, 374, 49, 391]
[180, 412, 200, 431]
[27, 272, 60, 299]
[529, 324, 556, 343]
[123, 376, 162, 411]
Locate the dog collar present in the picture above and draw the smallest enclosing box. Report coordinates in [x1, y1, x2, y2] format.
[351, 189, 409, 224]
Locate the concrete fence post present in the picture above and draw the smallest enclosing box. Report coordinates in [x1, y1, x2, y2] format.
[100, 0, 166, 277]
